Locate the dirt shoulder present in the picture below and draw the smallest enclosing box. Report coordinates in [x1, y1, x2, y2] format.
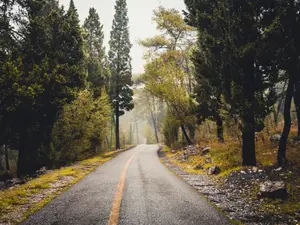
[158, 146, 300, 225]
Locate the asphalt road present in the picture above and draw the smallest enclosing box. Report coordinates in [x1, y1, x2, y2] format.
[22, 145, 230, 225]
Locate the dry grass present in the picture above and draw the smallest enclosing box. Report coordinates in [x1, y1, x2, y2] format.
[163, 120, 300, 217]
[0, 149, 128, 225]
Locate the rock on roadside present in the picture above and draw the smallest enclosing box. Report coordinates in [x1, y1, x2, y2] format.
[207, 165, 221, 175]
[257, 181, 288, 199]
[269, 134, 281, 143]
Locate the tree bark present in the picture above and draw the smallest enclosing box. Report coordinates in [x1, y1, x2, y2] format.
[242, 114, 256, 166]
[294, 82, 300, 138]
[17, 146, 36, 177]
[277, 80, 294, 166]
[181, 124, 192, 145]
[215, 115, 224, 142]
[274, 80, 288, 127]
[105, 136, 109, 148]
[4, 145, 10, 172]
[136, 121, 139, 145]
[242, 60, 256, 166]
[150, 110, 159, 143]
[115, 102, 120, 150]
[0, 146, 4, 172]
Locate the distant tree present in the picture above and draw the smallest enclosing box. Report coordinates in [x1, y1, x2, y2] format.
[108, 0, 134, 149]
[134, 89, 163, 144]
[143, 51, 197, 145]
[140, 7, 196, 145]
[83, 7, 108, 96]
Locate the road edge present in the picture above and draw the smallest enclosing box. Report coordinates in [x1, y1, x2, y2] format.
[1, 146, 136, 225]
[157, 147, 241, 225]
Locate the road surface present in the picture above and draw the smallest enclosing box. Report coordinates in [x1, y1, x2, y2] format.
[22, 145, 230, 225]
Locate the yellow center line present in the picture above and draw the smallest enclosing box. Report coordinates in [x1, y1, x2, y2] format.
[107, 152, 137, 225]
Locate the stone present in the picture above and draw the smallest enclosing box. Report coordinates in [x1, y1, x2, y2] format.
[269, 134, 281, 143]
[252, 167, 258, 173]
[207, 165, 221, 175]
[201, 146, 211, 156]
[205, 157, 212, 164]
[257, 181, 288, 199]
[183, 151, 189, 160]
[6, 178, 26, 188]
[35, 167, 47, 177]
[274, 167, 282, 172]
[194, 164, 203, 170]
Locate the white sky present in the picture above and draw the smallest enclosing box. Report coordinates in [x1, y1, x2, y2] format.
[58, 0, 186, 74]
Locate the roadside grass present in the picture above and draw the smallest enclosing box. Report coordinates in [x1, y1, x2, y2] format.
[0, 147, 133, 225]
[162, 124, 300, 219]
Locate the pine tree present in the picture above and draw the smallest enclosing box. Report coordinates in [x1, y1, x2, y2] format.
[270, 0, 300, 163]
[12, 0, 86, 175]
[108, 0, 133, 149]
[83, 7, 107, 96]
[185, 0, 279, 166]
[0, 0, 16, 58]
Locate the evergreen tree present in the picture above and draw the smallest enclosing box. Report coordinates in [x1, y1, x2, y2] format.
[0, 0, 20, 154]
[269, 0, 300, 163]
[12, 0, 86, 175]
[185, 0, 279, 166]
[0, 0, 16, 57]
[108, 0, 133, 149]
[83, 7, 107, 96]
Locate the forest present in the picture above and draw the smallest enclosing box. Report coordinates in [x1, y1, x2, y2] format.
[0, 0, 133, 177]
[138, 0, 299, 166]
[0, 0, 300, 224]
[0, 0, 299, 190]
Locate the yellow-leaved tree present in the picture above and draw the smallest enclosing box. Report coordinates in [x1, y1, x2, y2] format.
[140, 7, 197, 146]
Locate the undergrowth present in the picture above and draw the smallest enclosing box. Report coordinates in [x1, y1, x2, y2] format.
[163, 121, 300, 218]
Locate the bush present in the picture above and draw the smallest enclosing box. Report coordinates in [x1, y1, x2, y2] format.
[50, 90, 111, 166]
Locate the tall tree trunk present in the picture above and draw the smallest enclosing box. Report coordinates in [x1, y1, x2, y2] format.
[17, 145, 36, 177]
[181, 124, 192, 145]
[274, 80, 288, 127]
[136, 121, 139, 145]
[153, 126, 159, 144]
[0, 146, 4, 172]
[242, 62, 256, 166]
[294, 82, 300, 138]
[277, 80, 294, 166]
[129, 123, 133, 144]
[215, 115, 224, 142]
[105, 136, 109, 148]
[242, 114, 256, 166]
[150, 110, 159, 143]
[4, 145, 10, 172]
[115, 102, 120, 150]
